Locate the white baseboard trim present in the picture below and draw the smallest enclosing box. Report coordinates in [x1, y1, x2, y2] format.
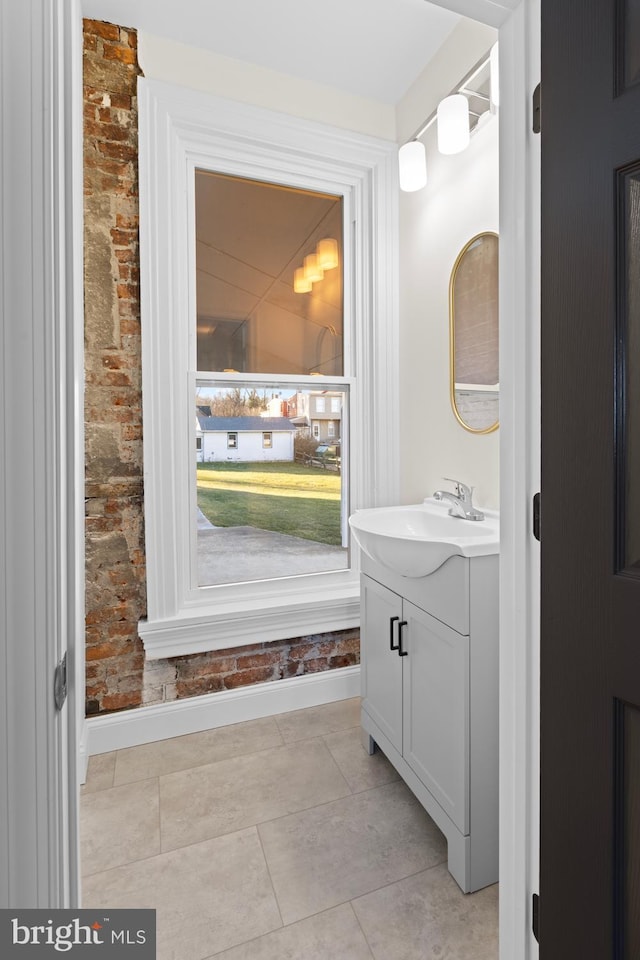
[85, 665, 361, 756]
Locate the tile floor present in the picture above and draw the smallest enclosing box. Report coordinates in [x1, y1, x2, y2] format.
[81, 697, 498, 960]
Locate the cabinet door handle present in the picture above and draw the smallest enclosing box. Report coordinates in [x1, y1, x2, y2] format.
[389, 615, 400, 651]
[398, 620, 408, 656]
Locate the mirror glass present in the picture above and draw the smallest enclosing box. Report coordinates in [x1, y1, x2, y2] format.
[449, 232, 499, 433]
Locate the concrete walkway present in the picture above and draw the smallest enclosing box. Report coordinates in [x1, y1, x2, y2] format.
[198, 526, 348, 586]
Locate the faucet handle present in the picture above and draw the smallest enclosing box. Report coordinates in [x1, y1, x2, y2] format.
[442, 478, 473, 500]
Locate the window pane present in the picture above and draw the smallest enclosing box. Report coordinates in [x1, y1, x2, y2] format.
[621, 170, 640, 571]
[195, 384, 348, 586]
[622, 0, 640, 90]
[195, 170, 343, 376]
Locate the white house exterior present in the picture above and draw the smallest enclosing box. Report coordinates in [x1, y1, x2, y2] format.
[196, 415, 296, 462]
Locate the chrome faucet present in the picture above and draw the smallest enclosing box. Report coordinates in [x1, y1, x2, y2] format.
[433, 478, 485, 521]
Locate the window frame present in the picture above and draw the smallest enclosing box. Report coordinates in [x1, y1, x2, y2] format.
[227, 431, 238, 450]
[262, 431, 273, 449]
[138, 79, 399, 658]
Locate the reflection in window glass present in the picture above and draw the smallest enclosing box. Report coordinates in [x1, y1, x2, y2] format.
[195, 170, 343, 376]
[195, 384, 348, 586]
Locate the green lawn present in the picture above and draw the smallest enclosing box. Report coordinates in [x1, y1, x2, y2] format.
[196, 461, 343, 546]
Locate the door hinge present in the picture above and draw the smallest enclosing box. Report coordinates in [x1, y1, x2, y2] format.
[54, 653, 67, 711]
[532, 892, 540, 942]
[533, 492, 541, 541]
[533, 83, 541, 134]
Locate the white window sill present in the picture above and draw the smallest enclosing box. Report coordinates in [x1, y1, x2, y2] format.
[139, 580, 361, 659]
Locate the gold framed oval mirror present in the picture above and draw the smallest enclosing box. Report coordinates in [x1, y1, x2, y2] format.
[449, 231, 499, 434]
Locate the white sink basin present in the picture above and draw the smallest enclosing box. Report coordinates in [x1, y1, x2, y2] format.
[349, 497, 499, 578]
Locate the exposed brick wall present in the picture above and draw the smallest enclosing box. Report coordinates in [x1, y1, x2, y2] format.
[83, 19, 359, 717]
[84, 20, 147, 715]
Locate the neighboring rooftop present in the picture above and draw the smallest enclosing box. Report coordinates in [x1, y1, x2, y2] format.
[197, 416, 296, 432]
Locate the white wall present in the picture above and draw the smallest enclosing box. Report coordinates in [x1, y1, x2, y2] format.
[202, 430, 293, 463]
[139, 21, 499, 509]
[137, 34, 395, 140]
[396, 20, 500, 510]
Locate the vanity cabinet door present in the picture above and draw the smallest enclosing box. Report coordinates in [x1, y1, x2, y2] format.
[402, 600, 469, 833]
[360, 575, 403, 754]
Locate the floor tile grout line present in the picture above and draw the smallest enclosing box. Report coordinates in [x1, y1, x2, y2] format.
[82, 820, 258, 881]
[85, 712, 361, 791]
[123, 732, 346, 790]
[276, 720, 360, 746]
[242, 775, 417, 835]
[81, 776, 162, 880]
[147, 779, 426, 880]
[235, 856, 452, 937]
[255, 823, 285, 931]
[349, 857, 451, 909]
[110, 737, 290, 789]
[85, 757, 357, 873]
[82, 761, 431, 884]
[199, 901, 372, 960]
[347, 900, 378, 959]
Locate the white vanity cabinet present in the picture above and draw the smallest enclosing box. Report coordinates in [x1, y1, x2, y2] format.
[360, 552, 498, 894]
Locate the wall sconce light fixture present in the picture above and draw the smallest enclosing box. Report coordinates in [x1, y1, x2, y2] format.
[437, 94, 470, 155]
[398, 45, 498, 194]
[398, 140, 428, 192]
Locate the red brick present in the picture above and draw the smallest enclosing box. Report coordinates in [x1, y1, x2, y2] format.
[86, 661, 106, 680]
[110, 93, 132, 110]
[175, 657, 236, 680]
[102, 42, 137, 65]
[83, 19, 120, 41]
[236, 651, 282, 671]
[175, 677, 225, 698]
[328, 654, 358, 669]
[97, 140, 137, 162]
[85, 638, 130, 660]
[85, 119, 130, 142]
[115, 212, 138, 230]
[115, 246, 137, 263]
[301, 657, 330, 674]
[117, 282, 138, 300]
[109, 227, 137, 245]
[102, 691, 143, 712]
[86, 681, 108, 699]
[223, 666, 278, 689]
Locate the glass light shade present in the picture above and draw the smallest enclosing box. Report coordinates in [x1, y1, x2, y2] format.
[303, 253, 324, 283]
[316, 237, 339, 271]
[398, 140, 427, 193]
[294, 266, 312, 293]
[490, 42, 500, 109]
[437, 95, 470, 155]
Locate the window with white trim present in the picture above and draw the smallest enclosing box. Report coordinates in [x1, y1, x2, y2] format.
[138, 79, 398, 658]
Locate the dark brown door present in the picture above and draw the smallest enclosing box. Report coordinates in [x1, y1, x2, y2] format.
[541, 1, 640, 956]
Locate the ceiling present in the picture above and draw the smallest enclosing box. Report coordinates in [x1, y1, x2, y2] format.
[81, 0, 461, 104]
